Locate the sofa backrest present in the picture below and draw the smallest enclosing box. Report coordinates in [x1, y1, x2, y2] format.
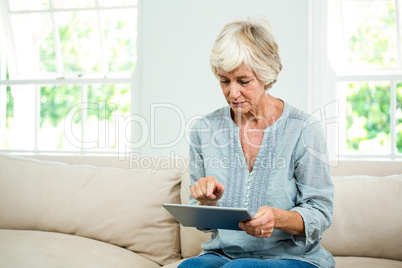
[26, 155, 402, 177]
[7, 154, 402, 261]
[179, 172, 402, 261]
[321, 174, 402, 261]
[0, 154, 185, 266]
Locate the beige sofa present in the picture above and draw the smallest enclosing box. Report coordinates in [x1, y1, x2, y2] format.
[0, 154, 401, 268]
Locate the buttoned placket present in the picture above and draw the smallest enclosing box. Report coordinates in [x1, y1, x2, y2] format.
[244, 172, 253, 209]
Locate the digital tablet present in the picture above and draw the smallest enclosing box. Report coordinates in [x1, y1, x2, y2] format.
[163, 203, 254, 231]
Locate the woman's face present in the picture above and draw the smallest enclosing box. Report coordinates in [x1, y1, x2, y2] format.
[217, 63, 266, 116]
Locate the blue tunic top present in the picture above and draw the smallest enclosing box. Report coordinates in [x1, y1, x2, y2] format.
[188, 102, 335, 268]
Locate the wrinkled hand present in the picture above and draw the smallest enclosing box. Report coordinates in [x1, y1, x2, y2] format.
[190, 176, 225, 206]
[239, 206, 276, 238]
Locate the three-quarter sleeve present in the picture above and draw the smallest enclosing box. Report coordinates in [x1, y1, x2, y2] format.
[188, 119, 217, 233]
[289, 119, 334, 246]
[188, 119, 206, 206]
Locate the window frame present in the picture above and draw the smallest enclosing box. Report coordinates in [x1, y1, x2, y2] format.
[0, 0, 141, 155]
[310, 0, 402, 160]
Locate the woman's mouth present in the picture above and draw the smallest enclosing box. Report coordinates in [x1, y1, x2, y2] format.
[232, 101, 245, 106]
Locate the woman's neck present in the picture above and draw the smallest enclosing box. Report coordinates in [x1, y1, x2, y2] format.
[232, 94, 284, 129]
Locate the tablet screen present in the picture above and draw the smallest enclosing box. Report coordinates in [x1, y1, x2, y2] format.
[163, 203, 253, 230]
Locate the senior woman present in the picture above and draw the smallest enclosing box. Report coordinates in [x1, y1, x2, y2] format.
[180, 18, 335, 268]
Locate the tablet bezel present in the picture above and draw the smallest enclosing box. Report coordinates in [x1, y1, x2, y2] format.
[163, 203, 254, 231]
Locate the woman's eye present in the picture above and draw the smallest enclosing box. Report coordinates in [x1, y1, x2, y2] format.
[240, 80, 250, 85]
[220, 80, 229, 84]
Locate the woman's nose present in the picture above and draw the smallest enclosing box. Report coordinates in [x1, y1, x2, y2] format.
[229, 84, 241, 99]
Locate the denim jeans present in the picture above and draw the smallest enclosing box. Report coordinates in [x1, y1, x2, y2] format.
[178, 253, 317, 268]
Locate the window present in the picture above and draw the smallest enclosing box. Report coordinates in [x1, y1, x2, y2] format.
[312, 0, 402, 160]
[0, 0, 137, 154]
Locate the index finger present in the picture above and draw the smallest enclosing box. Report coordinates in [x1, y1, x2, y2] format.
[206, 178, 218, 197]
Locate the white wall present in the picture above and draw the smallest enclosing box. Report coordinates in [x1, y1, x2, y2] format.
[136, 0, 309, 156]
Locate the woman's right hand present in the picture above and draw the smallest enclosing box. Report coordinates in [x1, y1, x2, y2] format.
[190, 176, 225, 206]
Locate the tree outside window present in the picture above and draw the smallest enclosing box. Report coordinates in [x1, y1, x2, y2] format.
[0, 0, 136, 152]
[337, 0, 402, 156]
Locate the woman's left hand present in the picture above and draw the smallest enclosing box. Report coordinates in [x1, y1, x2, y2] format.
[239, 206, 277, 238]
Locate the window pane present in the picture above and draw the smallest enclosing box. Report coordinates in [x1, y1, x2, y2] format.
[9, 0, 49, 11]
[343, 0, 397, 69]
[10, 13, 53, 74]
[53, 0, 95, 9]
[86, 84, 130, 151]
[0, 85, 35, 150]
[100, 10, 137, 72]
[56, 11, 102, 72]
[397, 82, 402, 153]
[98, 0, 137, 7]
[345, 81, 390, 154]
[0, 86, 14, 149]
[39, 85, 81, 151]
[0, 38, 5, 79]
[39, 22, 57, 72]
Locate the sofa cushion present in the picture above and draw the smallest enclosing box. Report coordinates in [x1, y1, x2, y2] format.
[162, 259, 186, 268]
[321, 175, 402, 261]
[179, 168, 212, 258]
[0, 229, 160, 268]
[334, 256, 402, 268]
[163, 257, 402, 268]
[0, 154, 183, 266]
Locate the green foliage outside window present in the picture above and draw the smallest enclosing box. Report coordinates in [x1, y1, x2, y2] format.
[103, 11, 136, 72]
[2, 3, 136, 151]
[38, 84, 130, 150]
[347, 1, 397, 68]
[5, 87, 13, 128]
[346, 82, 391, 153]
[39, 30, 57, 72]
[39, 11, 136, 73]
[344, 1, 401, 154]
[87, 84, 130, 121]
[58, 12, 103, 72]
[40, 85, 81, 127]
[397, 83, 402, 153]
[346, 82, 402, 153]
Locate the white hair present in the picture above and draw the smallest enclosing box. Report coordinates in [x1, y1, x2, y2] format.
[210, 17, 282, 90]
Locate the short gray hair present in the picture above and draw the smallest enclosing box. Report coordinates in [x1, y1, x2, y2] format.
[210, 17, 282, 90]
